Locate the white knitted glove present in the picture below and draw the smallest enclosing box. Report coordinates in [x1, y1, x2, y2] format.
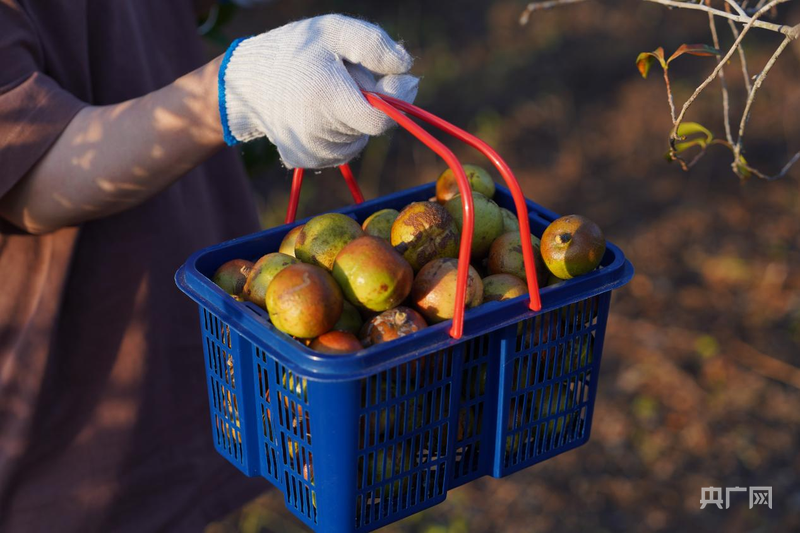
[219, 14, 419, 169]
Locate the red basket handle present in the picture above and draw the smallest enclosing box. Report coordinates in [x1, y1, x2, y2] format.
[285, 92, 542, 339]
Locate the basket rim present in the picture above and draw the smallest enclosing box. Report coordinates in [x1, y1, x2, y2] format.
[175, 182, 634, 381]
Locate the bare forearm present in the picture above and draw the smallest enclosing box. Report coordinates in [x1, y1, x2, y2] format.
[0, 56, 225, 234]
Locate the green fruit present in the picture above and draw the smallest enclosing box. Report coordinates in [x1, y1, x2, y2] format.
[295, 213, 363, 270]
[411, 258, 483, 323]
[279, 225, 304, 257]
[243, 253, 299, 309]
[482, 273, 528, 302]
[212, 259, 254, 296]
[362, 209, 399, 241]
[487, 232, 549, 285]
[436, 164, 496, 203]
[332, 300, 363, 335]
[540, 215, 606, 279]
[390, 202, 459, 272]
[500, 208, 520, 234]
[332, 236, 413, 312]
[266, 263, 343, 338]
[445, 191, 504, 260]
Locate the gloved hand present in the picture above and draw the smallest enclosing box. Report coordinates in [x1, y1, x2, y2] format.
[219, 14, 419, 169]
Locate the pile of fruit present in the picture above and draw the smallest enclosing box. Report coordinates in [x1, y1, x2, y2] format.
[212, 164, 606, 354]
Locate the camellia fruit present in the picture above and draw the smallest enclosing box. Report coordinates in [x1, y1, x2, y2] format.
[444, 191, 504, 260]
[332, 300, 363, 335]
[295, 213, 363, 270]
[487, 232, 549, 284]
[390, 202, 459, 271]
[360, 306, 428, 347]
[482, 273, 528, 302]
[361, 208, 399, 241]
[411, 258, 483, 323]
[332, 236, 413, 312]
[243, 253, 298, 309]
[435, 164, 496, 204]
[212, 259, 253, 296]
[266, 263, 343, 338]
[309, 331, 363, 354]
[540, 215, 605, 279]
[500, 207, 520, 234]
[279, 225, 304, 257]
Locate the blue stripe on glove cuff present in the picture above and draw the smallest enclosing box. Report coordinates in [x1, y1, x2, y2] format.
[219, 37, 249, 146]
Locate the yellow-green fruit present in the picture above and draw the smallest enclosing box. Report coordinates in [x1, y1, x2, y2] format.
[309, 331, 363, 354]
[332, 300, 363, 335]
[436, 164, 496, 204]
[411, 258, 483, 323]
[482, 274, 528, 302]
[540, 215, 606, 280]
[332, 236, 413, 312]
[295, 213, 363, 270]
[445, 192, 504, 260]
[487, 232, 549, 285]
[362, 209, 399, 241]
[266, 263, 343, 338]
[390, 202, 459, 272]
[279, 225, 304, 257]
[500, 208, 520, 234]
[212, 259, 254, 296]
[243, 253, 299, 309]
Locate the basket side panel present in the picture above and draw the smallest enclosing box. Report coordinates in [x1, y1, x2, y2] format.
[493, 292, 611, 477]
[353, 345, 465, 531]
[199, 307, 259, 476]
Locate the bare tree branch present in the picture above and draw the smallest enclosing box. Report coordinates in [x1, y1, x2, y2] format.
[727, 19, 753, 94]
[643, 0, 796, 36]
[723, 0, 749, 17]
[519, 0, 588, 25]
[708, 8, 734, 144]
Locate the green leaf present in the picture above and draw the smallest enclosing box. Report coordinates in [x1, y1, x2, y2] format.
[736, 155, 752, 180]
[636, 47, 666, 79]
[667, 44, 721, 64]
[674, 139, 706, 154]
[676, 122, 714, 146]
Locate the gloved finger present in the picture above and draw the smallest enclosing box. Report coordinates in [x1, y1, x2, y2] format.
[278, 134, 368, 170]
[330, 60, 396, 136]
[320, 15, 413, 76]
[345, 62, 377, 91]
[374, 74, 419, 104]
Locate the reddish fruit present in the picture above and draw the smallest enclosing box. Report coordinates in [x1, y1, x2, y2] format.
[540, 215, 606, 279]
[266, 263, 343, 339]
[360, 306, 428, 346]
[310, 331, 363, 354]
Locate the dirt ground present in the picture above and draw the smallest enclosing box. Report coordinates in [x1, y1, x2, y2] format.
[203, 1, 800, 531]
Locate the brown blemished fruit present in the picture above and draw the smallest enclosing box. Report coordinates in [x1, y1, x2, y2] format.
[482, 274, 528, 302]
[332, 300, 363, 335]
[360, 306, 428, 347]
[435, 164, 496, 204]
[243, 253, 299, 309]
[332, 236, 413, 312]
[212, 259, 253, 296]
[444, 192, 504, 260]
[295, 213, 363, 270]
[309, 331, 363, 354]
[362, 209, 399, 241]
[266, 263, 343, 339]
[487, 232, 549, 285]
[500, 208, 520, 234]
[540, 215, 606, 280]
[411, 258, 483, 323]
[279, 225, 304, 257]
[390, 202, 459, 271]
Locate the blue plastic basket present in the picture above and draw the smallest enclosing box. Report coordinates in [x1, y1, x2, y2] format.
[175, 181, 633, 532]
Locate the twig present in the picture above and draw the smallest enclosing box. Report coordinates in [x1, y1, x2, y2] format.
[519, 0, 588, 25]
[723, 0, 749, 17]
[707, 8, 734, 144]
[643, 0, 796, 36]
[740, 150, 800, 180]
[734, 34, 792, 158]
[663, 68, 677, 123]
[670, 0, 792, 142]
[727, 19, 753, 94]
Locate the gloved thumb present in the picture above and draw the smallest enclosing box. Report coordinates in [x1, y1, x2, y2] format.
[374, 74, 419, 104]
